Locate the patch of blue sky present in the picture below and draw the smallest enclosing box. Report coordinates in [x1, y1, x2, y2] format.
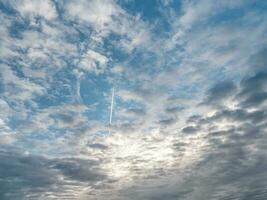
[102, 33, 130, 60]
[6, 117, 22, 131]
[0, 1, 16, 16]
[119, 0, 162, 22]
[169, 84, 199, 100]
[197, 1, 266, 29]
[117, 96, 144, 109]
[124, 51, 161, 75]
[80, 74, 111, 121]
[0, 82, 4, 94]
[250, 0, 267, 11]
[119, 0, 177, 34]
[66, 28, 89, 44]
[6, 61, 25, 78]
[35, 88, 71, 109]
[8, 19, 30, 39]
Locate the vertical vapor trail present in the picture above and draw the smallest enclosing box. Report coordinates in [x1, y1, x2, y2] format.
[74, 70, 84, 103]
[108, 87, 115, 135]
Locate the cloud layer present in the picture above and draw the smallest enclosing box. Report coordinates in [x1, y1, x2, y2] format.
[0, 0, 267, 199]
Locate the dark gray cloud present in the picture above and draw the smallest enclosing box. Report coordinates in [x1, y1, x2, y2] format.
[0, 149, 108, 200]
[201, 80, 237, 107]
[182, 125, 198, 134]
[0, 149, 58, 200]
[249, 48, 267, 69]
[165, 105, 184, 114]
[56, 113, 75, 124]
[127, 75, 267, 199]
[52, 158, 106, 183]
[211, 109, 266, 124]
[154, 71, 266, 200]
[88, 143, 108, 150]
[238, 71, 267, 108]
[158, 117, 177, 126]
[125, 107, 146, 116]
[186, 115, 202, 124]
[172, 142, 187, 151]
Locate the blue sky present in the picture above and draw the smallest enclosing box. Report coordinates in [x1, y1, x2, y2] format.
[0, 0, 267, 199]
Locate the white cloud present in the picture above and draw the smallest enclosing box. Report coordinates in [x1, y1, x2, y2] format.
[111, 65, 125, 74]
[0, 118, 17, 144]
[79, 50, 109, 74]
[65, 0, 119, 31]
[1, 64, 45, 101]
[13, 0, 57, 20]
[64, 0, 152, 53]
[0, 133, 16, 144]
[0, 99, 10, 120]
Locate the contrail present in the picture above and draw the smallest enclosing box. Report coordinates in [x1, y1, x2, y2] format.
[108, 87, 115, 135]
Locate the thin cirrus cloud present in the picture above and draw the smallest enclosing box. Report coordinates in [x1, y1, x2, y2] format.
[0, 0, 267, 199]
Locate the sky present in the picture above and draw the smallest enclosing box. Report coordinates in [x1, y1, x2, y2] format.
[0, 0, 267, 199]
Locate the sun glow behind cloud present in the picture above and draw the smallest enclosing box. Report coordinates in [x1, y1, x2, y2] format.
[87, 131, 209, 186]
